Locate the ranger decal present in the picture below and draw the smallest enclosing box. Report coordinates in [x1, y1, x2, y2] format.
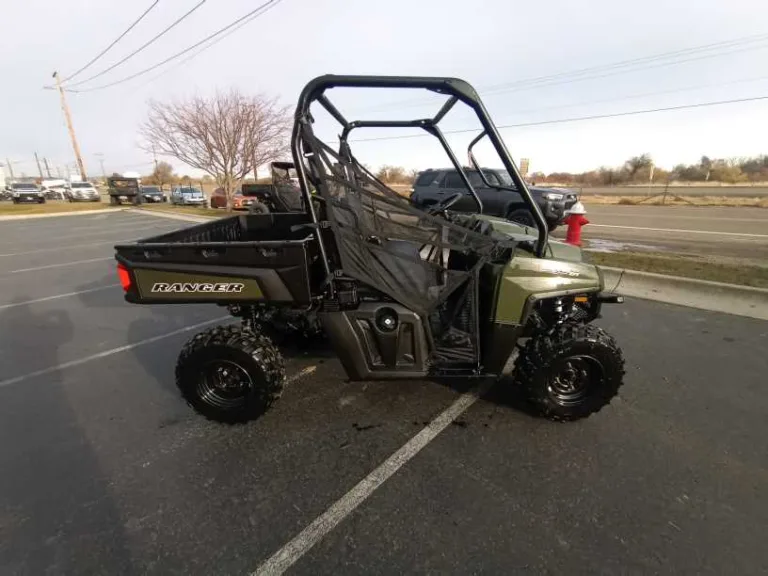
[151, 282, 245, 293]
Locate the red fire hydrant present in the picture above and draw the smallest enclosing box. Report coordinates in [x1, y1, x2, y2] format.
[563, 201, 589, 247]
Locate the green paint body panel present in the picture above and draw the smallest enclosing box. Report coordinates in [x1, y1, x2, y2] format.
[133, 269, 264, 301]
[494, 253, 602, 324]
[473, 215, 603, 325]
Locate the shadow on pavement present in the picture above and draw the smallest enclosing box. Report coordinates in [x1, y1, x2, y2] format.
[0, 299, 134, 574]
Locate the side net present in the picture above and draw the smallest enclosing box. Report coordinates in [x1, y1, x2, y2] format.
[299, 125, 513, 319]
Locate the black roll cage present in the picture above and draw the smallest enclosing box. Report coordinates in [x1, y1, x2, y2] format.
[290, 75, 549, 281]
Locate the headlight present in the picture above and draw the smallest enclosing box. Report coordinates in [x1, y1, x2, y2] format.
[543, 192, 564, 201]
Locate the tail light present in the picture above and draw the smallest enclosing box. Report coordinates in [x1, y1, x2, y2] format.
[116, 263, 132, 292]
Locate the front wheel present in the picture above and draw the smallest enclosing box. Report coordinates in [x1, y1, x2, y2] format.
[506, 209, 536, 228]
[175, 325, 286, 424]
[513, 323, 625, 421]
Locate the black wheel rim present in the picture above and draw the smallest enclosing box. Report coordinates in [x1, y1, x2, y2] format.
[509, 213, 535, 227]
[547, 355, 604, 407]
[197, 359, 253, 410]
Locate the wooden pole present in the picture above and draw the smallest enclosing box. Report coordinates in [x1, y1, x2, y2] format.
[35, 152, 44, 179]
[53, 72, 87, 180]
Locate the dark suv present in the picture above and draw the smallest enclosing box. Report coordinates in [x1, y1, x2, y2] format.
[410, 168, 578, 230]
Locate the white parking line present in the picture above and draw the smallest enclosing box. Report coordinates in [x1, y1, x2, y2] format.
[0, 222, 171, 253]
[588, 224, 768, 238]
[7, 257, 114, 273]
[0, 241, 125, 258]
[0, 316, 230, 390]
[0, 226, 172, 257]
[0, 284, 120, 310]
[251, 378, 496, 576]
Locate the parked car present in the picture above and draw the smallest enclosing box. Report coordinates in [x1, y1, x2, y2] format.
[210, 187, 255, 210]
[409, 168, 578, 231]
[41, 185, 68, 200]
[170, 185, 207, 207]
[141, 185, 167, 203]
[66, 181, 101, 202]
[9, 182, 45, 204]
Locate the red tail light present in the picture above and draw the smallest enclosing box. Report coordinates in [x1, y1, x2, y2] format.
[117, 263, 132, 292]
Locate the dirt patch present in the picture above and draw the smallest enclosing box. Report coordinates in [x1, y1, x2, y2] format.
[586, 251, 768, 289]
[582, 195, 768, 208]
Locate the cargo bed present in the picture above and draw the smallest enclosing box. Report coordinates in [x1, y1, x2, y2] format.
[114, 213, 320, 305]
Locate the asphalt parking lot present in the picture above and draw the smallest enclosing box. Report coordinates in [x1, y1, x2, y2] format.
[1, 211, 767, 575]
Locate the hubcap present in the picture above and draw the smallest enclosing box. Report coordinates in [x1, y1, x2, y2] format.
[547, 355, 604, 407]
[198, 360, 253, 409]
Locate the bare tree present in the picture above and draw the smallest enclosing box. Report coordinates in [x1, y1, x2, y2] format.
[140, 89, 291, 208]
[144, 161, 175, 190]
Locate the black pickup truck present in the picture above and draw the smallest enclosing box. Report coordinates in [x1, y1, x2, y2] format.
[409, 167, 577, 231]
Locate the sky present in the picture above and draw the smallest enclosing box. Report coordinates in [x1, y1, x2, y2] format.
[1, 0, 767, 180]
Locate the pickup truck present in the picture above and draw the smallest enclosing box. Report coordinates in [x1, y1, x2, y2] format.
[409, 167, 578, 231]
[8, 182, 45, 204]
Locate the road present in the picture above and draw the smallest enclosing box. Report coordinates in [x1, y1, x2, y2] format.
[1, 211, 767, 575]
[574, 185, 768, 198]
[551, 204, 768, 262]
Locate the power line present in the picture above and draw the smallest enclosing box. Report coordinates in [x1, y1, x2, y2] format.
[343, 94, 768, 144]
[62, 0, 160, 83]
[482, 42, 768, 97]
[356, 31, 768, 113]
[71, 0, 284, 93]
[483, 32, 768, 93]
[453, 74, 768, 120]
[65, 0, 208, 88]
[127, 0, 283, 93]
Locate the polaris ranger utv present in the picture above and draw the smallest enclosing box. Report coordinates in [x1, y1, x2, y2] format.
[114, 75, 626, 424]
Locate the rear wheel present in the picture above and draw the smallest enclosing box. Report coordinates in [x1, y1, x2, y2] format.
[175, 325, 286, 424]
[249, 201, 270, 214]
[513, 323, 625, 421]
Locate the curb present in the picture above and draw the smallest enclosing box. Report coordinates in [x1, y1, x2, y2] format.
[600, 266, 768, 321]
[129, 208, 217, 223]
[0, 207, 129, 221]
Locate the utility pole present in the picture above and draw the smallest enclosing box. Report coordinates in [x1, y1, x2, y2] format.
[34, 152, 44, 179]
[95, 153, 106, 180]
[52, 71, 87, 180]
[43, 158, 52, 178]
[4, 158, 14, 180]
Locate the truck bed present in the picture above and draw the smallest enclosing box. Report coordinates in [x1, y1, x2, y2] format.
[114, 213, 320, 305]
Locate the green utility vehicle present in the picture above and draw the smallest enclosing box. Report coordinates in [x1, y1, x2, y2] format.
[107, 176, 143, 205]
[114, 75, 626, 424]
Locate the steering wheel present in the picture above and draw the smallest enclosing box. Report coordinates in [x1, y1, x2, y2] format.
[426, 192, 463, 217]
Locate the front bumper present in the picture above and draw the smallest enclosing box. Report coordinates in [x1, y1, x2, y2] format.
[542, 199, 566, 224]
[143, 195, 166, 203]
[70, 195, 101, 202]
[14, 194, 43, 203]
[233, 198, 257, 210]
